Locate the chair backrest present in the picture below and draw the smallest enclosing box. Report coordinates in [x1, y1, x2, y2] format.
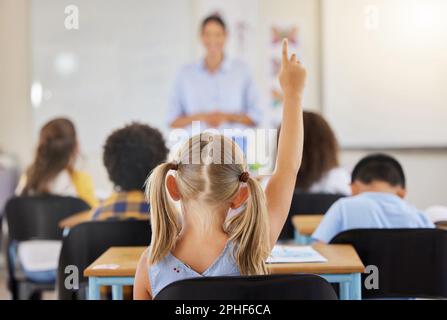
[155, 274, 338, 300]
[57, 220, 151, 300]
[279, 192, 345, 240]
[5, 195, 90, 241]
[331, 228, 447, 299]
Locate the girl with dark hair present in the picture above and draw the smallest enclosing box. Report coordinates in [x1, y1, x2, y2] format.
[14, 118, 96, 284]
[16, 118, 96, 206]
[295, 111, 350, 195]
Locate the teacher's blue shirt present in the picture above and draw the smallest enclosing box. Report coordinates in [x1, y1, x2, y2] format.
[167, 57, 262, 129]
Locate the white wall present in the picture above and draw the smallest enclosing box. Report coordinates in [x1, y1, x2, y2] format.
[29, 0, 196, 195]
[1, 0, 446, 208]
[0, 0, 33, 168]
[322, 0, 447, 148]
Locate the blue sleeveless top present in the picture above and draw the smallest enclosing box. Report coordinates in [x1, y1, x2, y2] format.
[149, 241, 241, 297]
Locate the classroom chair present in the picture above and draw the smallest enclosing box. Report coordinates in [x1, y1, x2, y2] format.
[279, 192, 345, 241]
[331, 228, 447, 299]
[155, 274, 338, 300]
[4, 195, 91, 300]
[57, 220, 151, 300]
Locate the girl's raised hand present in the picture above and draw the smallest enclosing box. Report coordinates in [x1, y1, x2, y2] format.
[279, 39, 307, 97]
[265, 39, 306, 248]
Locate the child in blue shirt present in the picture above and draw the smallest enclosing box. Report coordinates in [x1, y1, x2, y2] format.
[312, 154, 434, 243]
[134, 39, 307, 299]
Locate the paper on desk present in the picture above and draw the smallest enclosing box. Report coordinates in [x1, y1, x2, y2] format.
[267, 245, 327, 264]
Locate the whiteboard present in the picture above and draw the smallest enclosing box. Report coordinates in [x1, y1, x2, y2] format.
[322, 0, 447, 148]
[31, 0, 195, 153]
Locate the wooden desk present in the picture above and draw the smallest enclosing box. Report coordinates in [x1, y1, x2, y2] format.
[291, 214, 324, 244]
[292, 215, 324, 236]
[59, 212, 150, 230]
[59, 211, 93, 229]
[84, 244, 364, 300]
[269, 243, 364, 275]
[84, 247, 144, 278]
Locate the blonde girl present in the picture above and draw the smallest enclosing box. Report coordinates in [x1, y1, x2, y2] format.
[134, 39, 306, 299]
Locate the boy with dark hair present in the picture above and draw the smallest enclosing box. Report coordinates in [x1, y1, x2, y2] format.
[91, 123, 168, 220]
[312, 154, 434, 243]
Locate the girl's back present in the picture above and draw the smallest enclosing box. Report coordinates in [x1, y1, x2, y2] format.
[134, 39, 307, 299]
[149, 239, 240, 297]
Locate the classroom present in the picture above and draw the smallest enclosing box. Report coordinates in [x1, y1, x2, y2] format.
[1, 0, 447, 310]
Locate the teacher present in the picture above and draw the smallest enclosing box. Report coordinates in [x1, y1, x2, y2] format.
[167, 15, 262, 130]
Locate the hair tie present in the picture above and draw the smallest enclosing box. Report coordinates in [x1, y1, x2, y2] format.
[168, 162, 179, 171]
[239, 171, 250, 183]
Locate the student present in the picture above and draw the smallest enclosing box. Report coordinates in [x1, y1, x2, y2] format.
[294, 111, 350, 195]
[91, 123, 168, 221]
[16, 118, 96, 206]
[14, 118, 96, 283]
[312, 154, 435, 243]
[134, 39, 307, 299]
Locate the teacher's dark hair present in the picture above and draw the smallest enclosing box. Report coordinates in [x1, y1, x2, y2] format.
[103, 123, 168, 191]
[201, 14, 227, 32]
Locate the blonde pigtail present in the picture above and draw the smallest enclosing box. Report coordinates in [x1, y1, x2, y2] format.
[146, 162, 181, 265]
[225, 176, 270, 275]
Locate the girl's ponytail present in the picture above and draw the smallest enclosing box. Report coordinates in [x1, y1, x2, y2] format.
[146, 162, 181, 265]
[225, 176, 270, 275]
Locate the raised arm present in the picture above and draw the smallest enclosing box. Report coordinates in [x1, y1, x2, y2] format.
[265, 39, 307, 247]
